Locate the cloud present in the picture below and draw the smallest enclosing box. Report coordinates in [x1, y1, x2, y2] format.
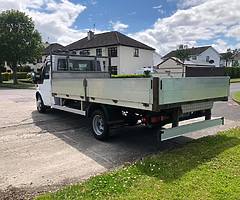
[131, 0, 240, 54]
[153, 5, 164, 14]
[110, 20, 129, 32]
[0, 0, 89, 45]
[0, 0, 239, 54]
[177, 0, 209, 9]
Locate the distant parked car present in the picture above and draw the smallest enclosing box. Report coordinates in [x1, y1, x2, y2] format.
[136, 66, 158, 75]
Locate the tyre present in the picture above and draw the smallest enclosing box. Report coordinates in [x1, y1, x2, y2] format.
[36, 94, 47, 113]
[91, 110, 109, 140]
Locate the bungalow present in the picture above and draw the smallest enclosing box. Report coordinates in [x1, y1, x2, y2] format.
[157, 57, 215, 77]
[162, 46, 221, 67]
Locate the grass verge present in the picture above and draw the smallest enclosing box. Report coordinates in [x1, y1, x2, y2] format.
[230, 78, 240, 83]
[232, 91, 240, 105]
[0, 79, 35, 89]
[36, 128, 240, 200]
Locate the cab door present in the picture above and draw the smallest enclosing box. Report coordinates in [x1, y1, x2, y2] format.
[38, 62, 52, 106]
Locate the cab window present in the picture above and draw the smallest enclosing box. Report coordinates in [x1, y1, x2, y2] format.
[43, 63, 50, 79]
[57, 59, 68, 71]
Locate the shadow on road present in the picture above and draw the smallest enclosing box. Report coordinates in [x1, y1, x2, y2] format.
[31, 109, 190, 169]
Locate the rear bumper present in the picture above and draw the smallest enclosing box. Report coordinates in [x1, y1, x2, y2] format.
[160, 117, 224, 141]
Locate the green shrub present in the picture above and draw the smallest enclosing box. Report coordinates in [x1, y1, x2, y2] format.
[112, 74, 150, 78]
[224, 67, 240, 78]
[1, 72, 28, 81]
[16, 72, 28, 79]
[1, 72, 11, 81]
[17, 65, 32, 72]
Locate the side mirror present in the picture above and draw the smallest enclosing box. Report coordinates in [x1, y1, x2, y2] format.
[32, 72, 41, 84]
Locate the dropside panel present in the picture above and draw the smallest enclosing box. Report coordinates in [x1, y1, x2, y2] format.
[159, 77, 229, 105]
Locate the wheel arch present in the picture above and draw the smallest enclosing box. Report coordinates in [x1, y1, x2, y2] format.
[86, 103, 109, 120]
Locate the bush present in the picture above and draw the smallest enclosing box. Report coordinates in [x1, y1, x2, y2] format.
[112, 74, 150, 78]
[17, 65, 32, 72]
[224, 67, 240, 78]
[16, 72, 28, 79]
[0, 67, 6, 72]
[1, 72, 12, 81]
[1, 72, 28, 81]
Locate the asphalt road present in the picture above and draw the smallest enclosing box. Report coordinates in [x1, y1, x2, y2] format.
[0, 83, 240, 198]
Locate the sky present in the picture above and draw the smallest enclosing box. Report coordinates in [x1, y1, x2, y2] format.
[0, 0, 240, 55]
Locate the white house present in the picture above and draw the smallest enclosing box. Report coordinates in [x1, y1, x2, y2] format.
[65, 31, 155, 74]
[157, 57, 215, 77]
[162, 46, 221, 67]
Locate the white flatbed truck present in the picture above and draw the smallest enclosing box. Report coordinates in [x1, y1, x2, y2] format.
[33, 53, 230, 141]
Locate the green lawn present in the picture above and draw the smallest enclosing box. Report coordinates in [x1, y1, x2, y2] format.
[36, 128, 240, 200]
[230, 78, 240, 83]
[232, 91, 240, 104]
[0, 79, 35, 89]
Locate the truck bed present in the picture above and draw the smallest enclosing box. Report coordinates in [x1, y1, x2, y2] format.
[51, 72, 229, 111]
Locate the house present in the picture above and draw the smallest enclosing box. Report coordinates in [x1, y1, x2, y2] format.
[65, 31, 155, 74]
[157, 57, 215, 77]
[28, 43, 64, 71]
[162, 46, 221, 67]
[220, 52, 240, 67]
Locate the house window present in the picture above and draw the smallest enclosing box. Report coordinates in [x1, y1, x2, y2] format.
[191, 56, 197, 60]
[79, 49, 90, 56]
[108, 47, 117, 57]
[206, 56, 210, 62]
[134, 48, 139, 57]
[96, 48, 102, 57]
[111, 66, 118, 75]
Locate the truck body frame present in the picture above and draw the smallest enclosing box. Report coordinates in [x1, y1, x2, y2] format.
[35, 54, 230, 141]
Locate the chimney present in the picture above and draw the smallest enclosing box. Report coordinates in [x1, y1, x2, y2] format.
[87, 31, 94, 40]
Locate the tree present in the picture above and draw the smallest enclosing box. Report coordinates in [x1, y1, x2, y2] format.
[222, 49, 233, 67]
[0, 10, 44, 84]
[0, 51, 4, 84]
[175, 48, 190, 63]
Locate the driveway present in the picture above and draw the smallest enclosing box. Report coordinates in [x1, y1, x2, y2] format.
[0, 84, 240, 198]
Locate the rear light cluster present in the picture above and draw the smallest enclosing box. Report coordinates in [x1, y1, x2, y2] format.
[142, 115, 169, 125]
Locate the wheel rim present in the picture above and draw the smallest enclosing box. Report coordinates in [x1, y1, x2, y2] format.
[92, 115, 104, 136]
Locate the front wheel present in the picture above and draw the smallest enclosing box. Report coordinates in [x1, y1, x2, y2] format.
[36, 94, 47, 113]
[91, 110, 109, 140]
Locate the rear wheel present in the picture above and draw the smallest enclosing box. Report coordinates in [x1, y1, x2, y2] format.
[36, 94, 47, 113]
[91, 110, 109, 140]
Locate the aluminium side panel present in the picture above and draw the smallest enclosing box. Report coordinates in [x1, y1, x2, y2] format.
[87, 78, 153, 105]
[159, 77, 229, 105]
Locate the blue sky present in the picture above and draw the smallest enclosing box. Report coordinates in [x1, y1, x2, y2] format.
[0, 0, 239, 55]
[73, 0, 177, 33]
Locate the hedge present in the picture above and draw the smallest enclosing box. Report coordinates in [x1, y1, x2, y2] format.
[224, 67, 240, 79]
[1, 72, 28, 81]
[112, 74, 150, 78]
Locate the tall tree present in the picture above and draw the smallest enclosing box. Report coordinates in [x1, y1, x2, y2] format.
[0, 10, 43, 84]
[175, 48, 190, 63]
[0, 51, 4, 84]
[222, 49, 233, 67]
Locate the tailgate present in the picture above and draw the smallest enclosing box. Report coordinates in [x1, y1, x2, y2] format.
[158, 77, 230, 105]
